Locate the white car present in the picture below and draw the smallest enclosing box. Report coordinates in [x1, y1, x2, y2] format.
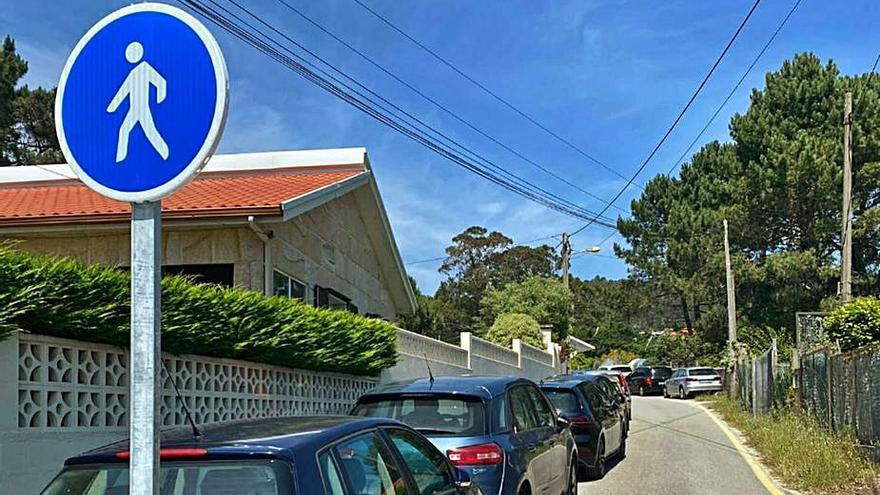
[598, 364, 634, 377]
[664, 367, 723, 399]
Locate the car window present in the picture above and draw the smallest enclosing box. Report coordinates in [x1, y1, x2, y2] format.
[352, 396, 486, 436]
[652, 368, 672, 379]
[41, 461, 291, 495]
[334, 431, 410, 495]
[541, 388, 580, 414]
[689, 368, 716, 376]
[577, 383, 606, 415]
[525, 386, 555, 427]
[386, 428, 454, 495]
[319, 451, 346, 495]
[509, 386, 539, 432]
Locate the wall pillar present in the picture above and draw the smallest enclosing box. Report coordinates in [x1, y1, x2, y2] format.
[460, 332, 472, 370]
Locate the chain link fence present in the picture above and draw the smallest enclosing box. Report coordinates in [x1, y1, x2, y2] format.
[731, 341, 790, 416]
[798, 342, 880, 461]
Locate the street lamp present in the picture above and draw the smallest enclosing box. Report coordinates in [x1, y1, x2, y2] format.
[584, 246, 601, 253]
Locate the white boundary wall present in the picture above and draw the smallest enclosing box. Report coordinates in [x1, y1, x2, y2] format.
[1, 332, 377, 494]
[382, 329, 564, 383]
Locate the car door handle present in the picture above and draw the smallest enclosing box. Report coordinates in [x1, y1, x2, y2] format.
[527, 443, 537, 452]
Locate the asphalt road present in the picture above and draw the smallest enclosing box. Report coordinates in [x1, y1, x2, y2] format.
[578, 395, 776, 495]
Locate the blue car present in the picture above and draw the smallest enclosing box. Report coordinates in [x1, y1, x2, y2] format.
[351, 376, 578, 495]
[40, 416, 482, 495]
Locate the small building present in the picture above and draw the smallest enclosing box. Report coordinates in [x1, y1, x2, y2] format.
[0, 147, 416, 318]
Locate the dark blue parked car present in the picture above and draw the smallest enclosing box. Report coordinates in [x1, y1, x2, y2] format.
[351, 376, 577, 495]
[539, 375, 627, 480]
[40, 416, 482, 495]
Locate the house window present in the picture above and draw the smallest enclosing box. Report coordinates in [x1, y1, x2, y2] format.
[273, 270, 306, 301]
[314, 285, 358, 314]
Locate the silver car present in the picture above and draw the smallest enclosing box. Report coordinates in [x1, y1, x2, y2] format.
[663, 367, 722, 399]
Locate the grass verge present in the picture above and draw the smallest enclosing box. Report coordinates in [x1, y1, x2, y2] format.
[707, 394, 877, 494]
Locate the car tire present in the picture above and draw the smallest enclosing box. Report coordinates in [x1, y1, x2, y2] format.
[586, 439, 606, 480]
[679, 386, 686, 400]
[663, 386, 669, 398]
[639, 385, 645, 396]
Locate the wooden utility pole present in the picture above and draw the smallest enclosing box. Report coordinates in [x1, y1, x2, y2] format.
[561, 232, 571, 290]
[841, 92, 853, 303]
[724, 219, 737, 345]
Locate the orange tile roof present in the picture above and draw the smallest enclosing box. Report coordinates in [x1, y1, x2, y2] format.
[0, 168, 363, 226]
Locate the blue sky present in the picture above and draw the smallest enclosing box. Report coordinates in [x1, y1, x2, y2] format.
[3, 0, 879, 293]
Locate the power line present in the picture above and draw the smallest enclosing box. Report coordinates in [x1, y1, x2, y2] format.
[348, 0, 634, 186]
[276, 0, 627, 213]
[570, 0, 763, 238]
[869, 53, 880, 84]
[666, 0, 802, 176]
[183, 0, 619, 226]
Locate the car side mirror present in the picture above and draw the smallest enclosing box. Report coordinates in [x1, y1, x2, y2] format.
[556, 415, 571, 429]
[454, 468, 472, 488]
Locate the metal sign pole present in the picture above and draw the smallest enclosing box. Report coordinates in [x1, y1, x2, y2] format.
[130, 201, 162, 495]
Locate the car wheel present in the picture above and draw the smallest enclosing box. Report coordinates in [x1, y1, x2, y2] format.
[586, 439, 606, 480]
[566, 460, 578, 495]
[678, 386, 686, 400]
[663, 386, 669, 398]
[639, 385, 645, 396]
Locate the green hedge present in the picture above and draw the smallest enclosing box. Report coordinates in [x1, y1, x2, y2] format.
[0, 246, 397, 376]
[823, 296, 880, 352]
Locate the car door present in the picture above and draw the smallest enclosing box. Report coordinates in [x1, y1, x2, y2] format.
[525, 384, 568, 493]
[668, 369, 683, 395]
[508, 384, 551, 493]
[383, 427, 462, 495]
[586, 383, 621, 453]
[327, 430, 411, 495]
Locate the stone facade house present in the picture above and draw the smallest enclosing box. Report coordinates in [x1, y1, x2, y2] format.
[0, 147, 416, 318]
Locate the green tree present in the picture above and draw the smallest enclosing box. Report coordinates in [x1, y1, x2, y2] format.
[484, 313, 543, 348]
[823, 297, 880, 351]
[0, 36, 61, 165]
[481, 276, 572, 339]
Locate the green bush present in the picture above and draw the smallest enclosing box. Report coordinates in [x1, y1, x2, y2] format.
[481, 276, 572, 340]
[485, 313, 544, 348]
[823, 297, 880, 351]
[0, 246, 396, 376]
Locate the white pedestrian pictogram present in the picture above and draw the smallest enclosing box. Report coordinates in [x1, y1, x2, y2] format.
[107, 41, 169, 162]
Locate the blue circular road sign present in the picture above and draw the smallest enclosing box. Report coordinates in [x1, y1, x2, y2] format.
[56, 3, 228, 203]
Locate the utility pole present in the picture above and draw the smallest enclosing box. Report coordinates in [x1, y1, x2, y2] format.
[561, 232, 570, 290]
[723, 219, 737, 345]
[841, 91, 853, 303]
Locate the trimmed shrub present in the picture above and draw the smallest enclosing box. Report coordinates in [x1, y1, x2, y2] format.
[823, 296, 880, 351]
[485, 312, 544, 348]
[0, 246, 396, 376]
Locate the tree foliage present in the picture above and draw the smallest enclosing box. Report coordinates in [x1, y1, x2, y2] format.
[617, 53, 880, 352]
[0, 36, 62, 166]
[484, 313, 544, 348]
[481, 276, 572, 339]
[823, 297, 880, 352]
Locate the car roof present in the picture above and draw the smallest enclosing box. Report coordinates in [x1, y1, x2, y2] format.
[66, 416, 403, 465]
[359, 375, 532, 400]
[540, 374, 605, 389]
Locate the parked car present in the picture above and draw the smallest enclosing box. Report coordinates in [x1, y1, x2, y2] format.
[588, 370, 632, 424]
[351, 376, 577, 495]
[40, 416, 482, 495]
[540, 375, 627, 480]
[626, 366, 673, 396]
[598, 364, 633, 377]
[664, 367, 723, 399]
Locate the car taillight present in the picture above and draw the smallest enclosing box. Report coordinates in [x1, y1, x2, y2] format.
[687, 377, 700, 382]
[115, 448, 208, 460]
[618, 375, 629, 393]
[568, 415, 594, 426]
[645, 377, 653, 387]
[447, 443, 504, 466]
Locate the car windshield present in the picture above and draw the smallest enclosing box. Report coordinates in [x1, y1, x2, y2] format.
[352, 396, 486, 436]
[689, 368, 717, 376]
[542, 389, 580, 413]
[41, 460, 291, 495]
[653, 368, 672, 379]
